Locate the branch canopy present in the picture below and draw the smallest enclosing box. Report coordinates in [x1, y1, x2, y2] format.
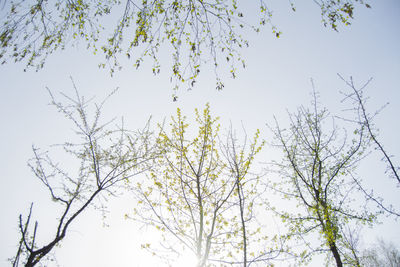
[0, 0, 369, 93]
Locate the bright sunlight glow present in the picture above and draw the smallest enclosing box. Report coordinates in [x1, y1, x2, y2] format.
[175, 251, 198, 267]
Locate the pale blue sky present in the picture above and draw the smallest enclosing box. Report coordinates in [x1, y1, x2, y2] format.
[0, 0, 399, 266]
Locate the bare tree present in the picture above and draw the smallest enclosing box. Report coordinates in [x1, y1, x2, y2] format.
[361, 239, 400, 267]
[339, 74, 399, 185]
[10, 83, 154, 267]
[338, 74, 400, 217]
[268, 90, 377, 267]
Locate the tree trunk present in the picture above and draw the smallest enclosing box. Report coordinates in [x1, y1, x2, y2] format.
[329, 242, 343, 267]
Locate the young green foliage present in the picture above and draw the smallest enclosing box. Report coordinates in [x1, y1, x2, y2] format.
[312, 0, 371, 31]
[269, 90, 377, 267]
[131, 104, 265, 266]
[0, 0, 369, 95]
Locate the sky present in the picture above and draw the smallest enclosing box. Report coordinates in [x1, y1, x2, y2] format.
[0, 0, 399, 266]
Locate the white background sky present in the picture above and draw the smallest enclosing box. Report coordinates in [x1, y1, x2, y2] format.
[0, 0, 399, 266]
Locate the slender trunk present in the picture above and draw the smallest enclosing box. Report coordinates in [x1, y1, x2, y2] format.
[329, 241, 343, 267]
[237, 182, 247, 267]
[196, 175, 204, 267]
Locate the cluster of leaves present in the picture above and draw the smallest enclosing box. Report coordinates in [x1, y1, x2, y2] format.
[314, 0, 371, 31]
[0, 0, 274, 93]
[0, 0, 369, 95]
[0, 0, 116, 69]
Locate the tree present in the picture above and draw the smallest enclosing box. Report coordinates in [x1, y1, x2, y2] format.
[220, 126, 265, 267]
[0, 0, 370, 94]
[338, 75, 400, 217]
[339, 75, 399, 186]
[10, 84, 154, 267]
[361, 239, 400, 267]
[268, 90, 377, 266]
[130, 104, 267, 266]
